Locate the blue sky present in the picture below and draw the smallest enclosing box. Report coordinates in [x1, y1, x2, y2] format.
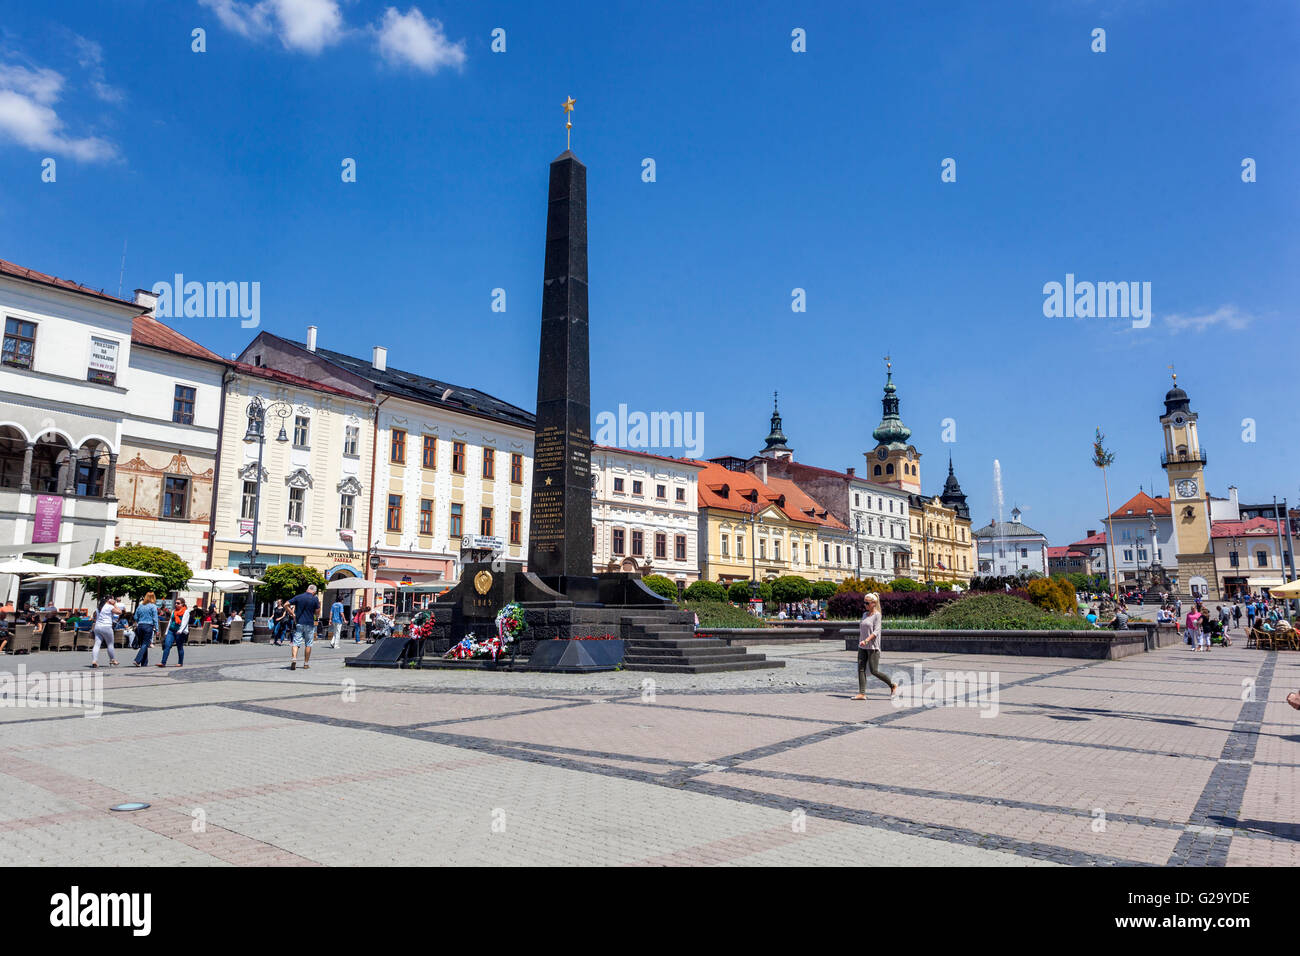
[1, 0, 1296, 545]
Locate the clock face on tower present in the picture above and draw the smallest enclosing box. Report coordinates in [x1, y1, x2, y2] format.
[876, 448, 888, 461]
[1175, 478, 1198, 499]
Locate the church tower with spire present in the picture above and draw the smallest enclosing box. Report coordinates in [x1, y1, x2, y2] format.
[759, 391, 793, 461]
[866, 361, 921, 493]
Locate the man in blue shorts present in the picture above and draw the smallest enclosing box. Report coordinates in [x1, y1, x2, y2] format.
[288, 584, 320, 671]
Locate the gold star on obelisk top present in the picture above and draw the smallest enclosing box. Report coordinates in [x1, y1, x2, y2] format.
[562, 97, 575, 149]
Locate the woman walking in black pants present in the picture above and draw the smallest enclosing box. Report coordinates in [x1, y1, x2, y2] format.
[854, 593, 898, 700]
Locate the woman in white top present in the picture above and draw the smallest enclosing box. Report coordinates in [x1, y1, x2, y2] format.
[853, 593, 898, 700]
[90, 596, 121, 668]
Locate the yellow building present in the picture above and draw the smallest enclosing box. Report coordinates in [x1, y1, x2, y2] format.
[210, 364, 376, 589]
[1160, 375, 1218, 600]
[695, 459, 825, 585]
[866, 364, 974, 585]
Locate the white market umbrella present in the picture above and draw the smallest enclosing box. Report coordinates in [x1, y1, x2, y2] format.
[0, 557, 67, 606]
[27, 562, 161, 581]
[0, 557, 66, 576]
[325, 578, 378, 591]
[1271, 579, 1300, 598]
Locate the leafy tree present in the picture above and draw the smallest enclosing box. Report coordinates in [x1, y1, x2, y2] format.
[888, 577, 921, 592]
[89, 545, 192, 602]
[727, 580, 771, 603]
[810, 581, 838, 601]
[771, 575, 812, 604]
[641, 574, 680, 601]
[256, 564, 327, 603]
[834, 577, 874, 595]
[684, 580, 729, 602]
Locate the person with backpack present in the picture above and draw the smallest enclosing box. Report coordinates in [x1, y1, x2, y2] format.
[157, 599, 191, 668]
[90, 595, 121, 668]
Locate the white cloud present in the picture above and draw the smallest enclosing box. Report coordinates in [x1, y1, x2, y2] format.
[0, 64, 63, 104]
[375, 7, 466, 73]
[71, 34, 125, 104]
[0, 63, 117, 162]
[199, 0, 344, 54]
[1163, 305, 1254, 333]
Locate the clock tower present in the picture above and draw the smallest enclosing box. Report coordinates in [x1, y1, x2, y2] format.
[866, 361, 921, 493]
[1160, 373, 1217, 599]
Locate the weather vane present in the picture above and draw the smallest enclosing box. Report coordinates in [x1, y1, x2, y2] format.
[1168, 363, 1176, 384]
[563, 96, 575, 150]
[885, 354, 892, 375]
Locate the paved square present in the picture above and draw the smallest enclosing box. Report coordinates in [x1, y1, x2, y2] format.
[0, 639, 1295, 866]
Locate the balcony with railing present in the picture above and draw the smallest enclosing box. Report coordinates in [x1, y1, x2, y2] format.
[1161, 448, 1208, 467]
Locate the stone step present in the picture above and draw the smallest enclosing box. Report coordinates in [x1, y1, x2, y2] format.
[622, 645, 747, 660]
[622, 658, 786, 674]
[626, 637, 728, 649]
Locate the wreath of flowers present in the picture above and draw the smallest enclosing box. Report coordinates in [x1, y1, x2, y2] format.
[409, 609, 436, 641]
[495, 602, 528, 645]
[443, 634, 506, 660]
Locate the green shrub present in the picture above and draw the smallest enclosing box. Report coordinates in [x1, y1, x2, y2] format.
[684, 580, 728, 602]
[810, 581, 838, 601]
[727, 580, 771, 603]
[888, 577, 921, 592]
[641, 574, 680, 601]
[89, 545, 193, 601]
[686, 600, 764, 629]
[771, 575, 812, 604]
[256, 564, 327, 603]
[926, 594, 1092, 631]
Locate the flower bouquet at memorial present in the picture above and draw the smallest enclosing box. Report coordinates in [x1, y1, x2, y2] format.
[408, 609, 435, 641]
[443, 634, 507, 660]
[495, 602, 528, 646]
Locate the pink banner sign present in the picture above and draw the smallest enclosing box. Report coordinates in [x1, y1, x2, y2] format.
[31, 494, 63, 544]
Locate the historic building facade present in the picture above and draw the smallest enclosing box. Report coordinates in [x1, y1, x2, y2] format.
[974, 508, 1050, 576]
[210, 364, 376, 589]
[1104, 490, 1176, 590]
[116, 296, 227, 574]
[237, 329, 535, 609]
[0, 260, 142, 606]
[696, 459, 821, 585]
[865, 366, 974, 585]
[591, 447, 701, 583]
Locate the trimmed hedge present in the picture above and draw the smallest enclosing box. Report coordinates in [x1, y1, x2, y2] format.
[641, 574, 680, 601]
[727, 580, 772, 603]
[685, 600, 764, 629]
[926, 594, 1093, 631]
[684, 580, 728, 602]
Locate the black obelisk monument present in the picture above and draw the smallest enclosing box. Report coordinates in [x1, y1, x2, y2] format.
[526, 151, 595, 598]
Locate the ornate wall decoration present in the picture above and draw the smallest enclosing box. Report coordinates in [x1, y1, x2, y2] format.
[238, 462, 269, 482]
[285, 467, 313, 489]
[337, 476, 362, 495]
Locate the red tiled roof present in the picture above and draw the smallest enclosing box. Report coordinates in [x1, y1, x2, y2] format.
[1047, 546, 1086, 559]
[1110, 491, 1171, 518]
[1211, 517, 1281, 538]
[592, 445, 704, 469]
[1069, 532, 1107, 548]
[132, 314, 224, 363]
[0, 258, 141, 308]
[230, 361, 371, 400]
[694, 460, 797, 521]
[764, 476, 850, 531]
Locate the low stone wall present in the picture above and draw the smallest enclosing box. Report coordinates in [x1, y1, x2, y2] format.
[840, 628, 1150, 660]
[699, 627, 823, 647]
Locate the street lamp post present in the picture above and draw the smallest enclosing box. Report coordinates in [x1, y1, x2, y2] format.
[743, 497, 763, 606]
[241, 396, 292, 639]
